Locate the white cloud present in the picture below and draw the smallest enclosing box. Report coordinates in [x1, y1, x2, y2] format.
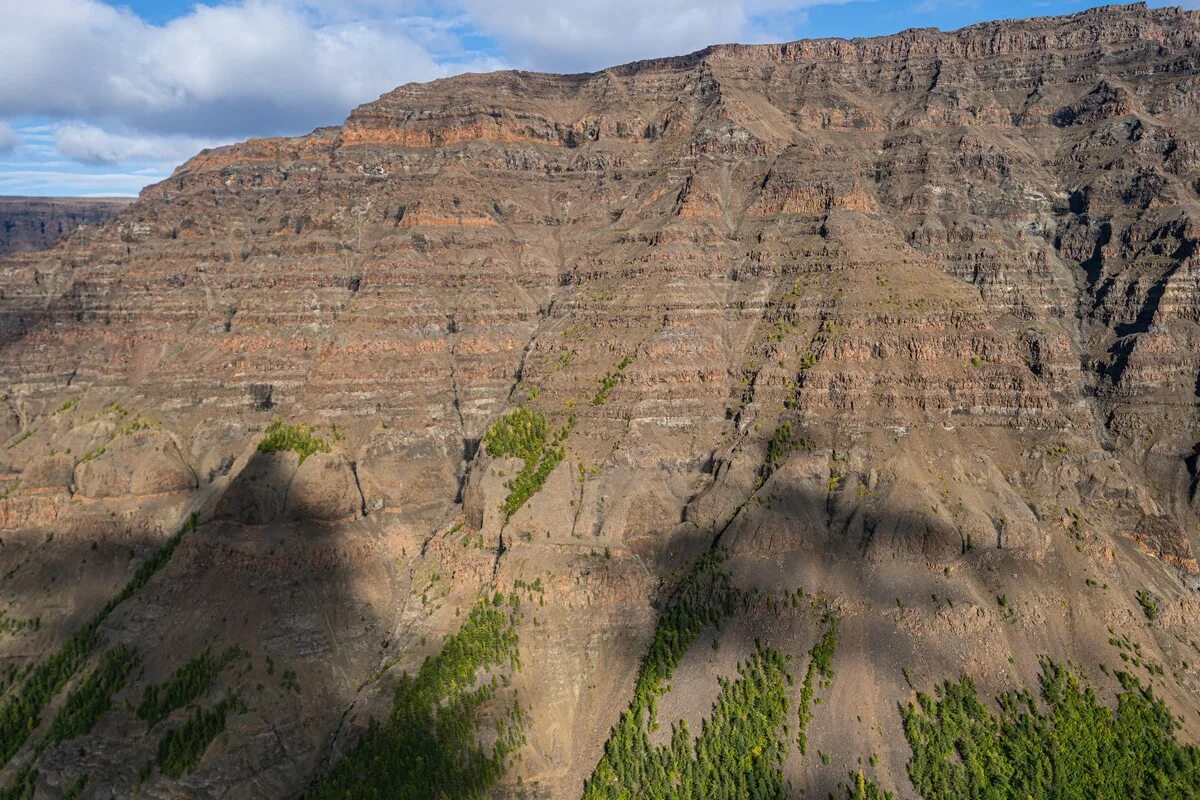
[454, 0, 825, 71]
[0, 0, 840, 146]
[0, 0, 500, 138]
[0, 0, 835, 142]
[0, 122, 20, 153]
[0, 0, 842, 193]
[55, 123, 221, 165]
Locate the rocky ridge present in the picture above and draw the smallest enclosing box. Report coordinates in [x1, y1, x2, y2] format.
[0, 197, 133, 257]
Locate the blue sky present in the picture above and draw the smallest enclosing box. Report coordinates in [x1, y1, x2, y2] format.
[0, 0, 1185, 196]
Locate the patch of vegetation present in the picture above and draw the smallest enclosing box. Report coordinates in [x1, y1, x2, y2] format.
[257, 417, 331, 463]
[483, 408, 571, 520]
[71, 413, 158, 468]
[0, 610, 38, 636]
[842, 770, 895, 800]
[0, 623, 102, 767]
[553, 349, 575, 371]
[62, 775, 87, 800]
[797, 612, 838, 755]
[138, 646, 241, 729]
[900, 658, 1200, 799]
[79, 444, 106, 463]
[54, 398, 78, 415]
[117, 417, 154, 437]
[827, 467, 845, 494]
[628, 550, 737, 700]
[996, 593, 1016, 623]
[307, 598, 523, 799]
[0, 513, 196, 769]
[768, 421, 794, 469]
[512, 576, 546, 606]
[0, 664, 19, 695]
[156, 693, 245, 778]
[483, 406, 554, 459]
[591, 355, 635, 405]
[88, 402, 130, 423]
[765, 316, 803, 345]
[39, 645, 139, 752]
[1064, 507, 1085, 541]
[4, 428, 36, 450]
[585, 642, 793, 800]
[0, 769, 35, 800]
[1108, 630, 1165, 676]
[1136, 590, 1160, 622]
[584, 551, 799, 799]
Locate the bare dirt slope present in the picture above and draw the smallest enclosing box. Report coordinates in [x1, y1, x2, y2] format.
[1, 3, 1199, 798]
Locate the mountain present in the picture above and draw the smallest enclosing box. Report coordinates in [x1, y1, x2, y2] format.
[0, 197, 133, 256]
[1, 3, 1199, 798]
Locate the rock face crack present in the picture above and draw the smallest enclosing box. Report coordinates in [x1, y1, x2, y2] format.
[448, 314, 470, 503]
[349, 461, 368, 516]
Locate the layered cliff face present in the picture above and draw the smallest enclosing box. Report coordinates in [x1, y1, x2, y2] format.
[0, 197, 133, 256]
[2, 3, 1200, 798]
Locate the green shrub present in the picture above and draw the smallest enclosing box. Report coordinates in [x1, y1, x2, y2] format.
[585, 641, 793, 800]
[0, 515, 194, 768]
[79, 445, 105, 463]
[768, 421, 794, 469]
[156, 693, 244, 778]
[39, 645, 139, 752]
[257, 418, 331, 463]
[583, 551, 798, 800]
[0, 610, 37, 635]
[138, 646, 240, 729]
[591, 355, 635, 406]
[0, 769, 35, 800]
[484, 407, 550, 462]
[797, 613, 838, 755]
[843, 771, 894, 800]
[0, 624, 99, 765]
[307, 599, 523, 799]
[483, 408, 569, 520]
[1136, 590, 1160, 621]
[900, 658, 1200, 799]
[631, 550, 737, 699]
[4, 428, 37, 450]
